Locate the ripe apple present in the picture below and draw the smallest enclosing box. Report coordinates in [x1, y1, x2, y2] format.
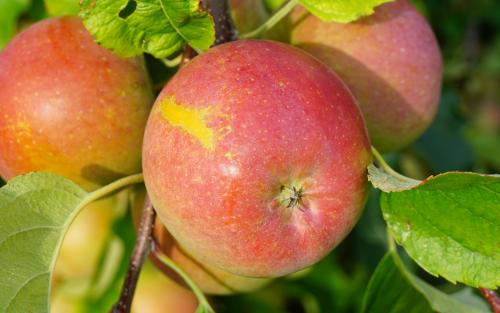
[132, 187, 270, 295]
[289, 0, 443, 152]
[143, 40, 371, 277]
[0, 17, 153, 190]
[153, 222, 271, 295]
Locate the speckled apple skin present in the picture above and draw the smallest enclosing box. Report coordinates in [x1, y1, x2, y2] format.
[0, 17, 153, 190]
[290, 0, 442, 152]
[143, 40, 371, 277]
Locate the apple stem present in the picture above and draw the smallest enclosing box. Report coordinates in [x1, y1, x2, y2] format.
[111, 196, 156, 313]
[479, 288, 500, 313]
[241, 0, 298, 39]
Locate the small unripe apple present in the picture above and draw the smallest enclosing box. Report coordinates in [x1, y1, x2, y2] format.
[0, 17, 153, 190]
[51, 260, 198, 313]
[54, 196, 117, 282]
[143, 40, 371, 277]
[131, 260, 199, 313]
[290, 0, 443, 152]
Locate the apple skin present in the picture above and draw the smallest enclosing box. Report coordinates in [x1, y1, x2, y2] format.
[153, 222, 271, 295]
[0, 17, 153, 190]
[143, 40, 371, 277]
[289, 0, 443, 152]
[132, 187, 270, 295]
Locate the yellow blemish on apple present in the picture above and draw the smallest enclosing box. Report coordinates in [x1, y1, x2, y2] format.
[159, 97, 215, 150]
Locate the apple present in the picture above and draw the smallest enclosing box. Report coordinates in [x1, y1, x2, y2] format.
[54, 196, 117, 282]
[132, 187, 270, 295]
[143, 40, 371, 277]
[0, 16, 153, 190]
[289, 0, 443, 152]
[51, 260, 198, 313]
[131, 260, 199, 313]
[153, 222, 271, 295]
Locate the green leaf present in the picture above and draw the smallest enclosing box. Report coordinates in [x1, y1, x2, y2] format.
[368, 164, 421, 192]
[380, 172, 500, 288]
[362, 252, 487, 313]
[298, 0, 394, 22]
[0, 173, 87, 313]
[0, 173, 143, 313]
[80, 0, 215, 58]
[44, 0, 80, 16]
[0, 0, 31, 49]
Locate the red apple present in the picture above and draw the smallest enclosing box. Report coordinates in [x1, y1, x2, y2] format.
[290, 0, 442, 152]
[153, 222, 271, 295]
[143, 40, 371, 277]
[132, 187, 270, 294]
[0, 17, 153, 190]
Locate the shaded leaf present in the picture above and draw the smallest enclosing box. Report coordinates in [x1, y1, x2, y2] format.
[362, 251, 487, 313]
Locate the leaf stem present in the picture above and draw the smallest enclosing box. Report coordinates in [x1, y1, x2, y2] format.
[241, 0, 298, 39]
[82, 173, 144, 208]
[161, 55, 182, 68]
[371, 146, 420, 185]
[152, 243, 215, 313]
[386, 229, 397, 251]
[111, 196, 156, 313]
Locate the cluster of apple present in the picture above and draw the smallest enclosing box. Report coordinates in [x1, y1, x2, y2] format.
[0, 0, 441, 311]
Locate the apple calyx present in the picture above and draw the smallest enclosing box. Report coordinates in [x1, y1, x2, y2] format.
[275, 180, 307, 218]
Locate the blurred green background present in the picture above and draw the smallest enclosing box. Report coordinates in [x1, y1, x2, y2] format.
[1, 0, 499, 312]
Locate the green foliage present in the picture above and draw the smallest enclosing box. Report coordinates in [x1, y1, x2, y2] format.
[0, 0, 31, 49]
[298, 0, 393, 22]
[362, 252, 486, 313]
[0, 173, 87, 313]
[79, 0, 215, 58]
[44, 0, 79, 16]
[379, 172, 500, 288]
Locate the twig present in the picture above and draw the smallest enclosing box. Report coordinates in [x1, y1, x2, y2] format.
[201, 0, 237, 45]
[479, 288, 500, 313]
[111, 197, 156, 313]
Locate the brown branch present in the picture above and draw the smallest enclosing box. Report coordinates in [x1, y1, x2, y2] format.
[201, 0, 238, 45]
[182, 0, 237, 64]
[480, 288, 500, 313]
[111, 196, 156, 313]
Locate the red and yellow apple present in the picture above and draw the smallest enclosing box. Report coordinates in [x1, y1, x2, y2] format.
[289, 0, 442, 152]
[143, 40, 371, 278]
[0, 16, 153, 190]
